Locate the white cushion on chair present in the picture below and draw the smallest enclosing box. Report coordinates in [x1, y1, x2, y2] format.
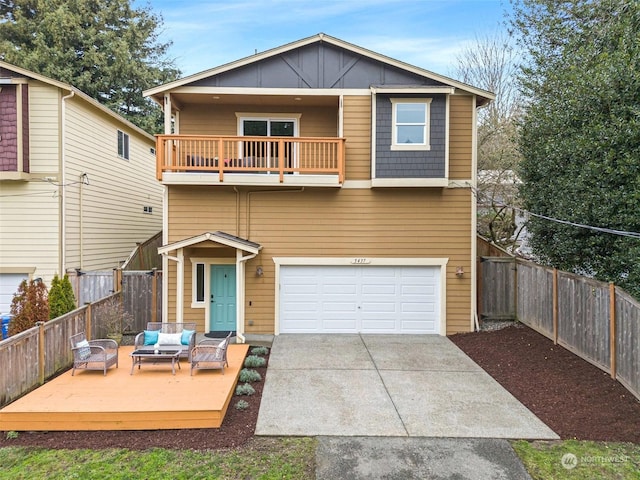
[77, 340, 91, 360]
[157, 332, 182, 345]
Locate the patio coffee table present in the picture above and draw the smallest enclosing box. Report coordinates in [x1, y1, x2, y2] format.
[130, 349, 181, 375]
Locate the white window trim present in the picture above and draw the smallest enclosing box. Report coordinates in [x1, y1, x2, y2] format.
[190, 257, 235, 309]
[235, 113, 301, 136]
[117, 130, 130, 160]
[390, 98, 431, 151]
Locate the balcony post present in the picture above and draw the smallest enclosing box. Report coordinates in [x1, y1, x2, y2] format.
[279, 138, 285, 182]
[218, 138, 224, 182]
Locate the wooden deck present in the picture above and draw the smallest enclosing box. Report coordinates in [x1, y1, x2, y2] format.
[0, 344, 249, 431]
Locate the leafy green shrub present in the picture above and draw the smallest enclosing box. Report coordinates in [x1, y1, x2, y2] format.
[239, 368, 262, 383]
[235, 400, 249, 411]
[244, 355, 266, 368]
[49, 274, 76, 319]
[235, 383, 256, 396]
[250, 346, 269, 356]
[5, 431, 19, 440]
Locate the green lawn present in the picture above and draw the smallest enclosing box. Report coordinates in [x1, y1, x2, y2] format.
[3, 436, 639, 479]
[512, 440, 640, 480]
[0, 437, 316, 480]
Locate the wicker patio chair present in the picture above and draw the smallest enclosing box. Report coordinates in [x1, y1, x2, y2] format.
[69, 332, 119, 376]
[190, 331, 232, 375]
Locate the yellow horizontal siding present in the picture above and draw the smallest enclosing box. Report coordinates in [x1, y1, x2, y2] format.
[343, 96, 371, 180]
[448, 95, 473, 180]
[167, 186, 472, 334]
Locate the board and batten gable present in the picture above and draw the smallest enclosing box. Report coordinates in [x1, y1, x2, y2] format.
[63, 94, 163, 271]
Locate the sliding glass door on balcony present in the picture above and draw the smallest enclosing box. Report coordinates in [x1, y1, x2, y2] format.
[239, 118, 297, 171]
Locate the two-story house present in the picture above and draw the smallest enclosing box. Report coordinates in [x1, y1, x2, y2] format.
[0, 62, 163, 314]
[144, 34, 493, 341]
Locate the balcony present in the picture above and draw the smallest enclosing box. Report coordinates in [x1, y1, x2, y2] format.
[156, 135, 345, 187]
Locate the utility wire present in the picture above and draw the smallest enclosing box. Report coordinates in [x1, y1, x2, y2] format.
[473, 184, 640, 239]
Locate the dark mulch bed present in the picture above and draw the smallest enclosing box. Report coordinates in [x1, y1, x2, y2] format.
[0, 350, 269, 450]
[450, 324, 640, 443]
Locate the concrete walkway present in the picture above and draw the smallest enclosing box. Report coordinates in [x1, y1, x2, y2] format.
[256, 334, 558, 439]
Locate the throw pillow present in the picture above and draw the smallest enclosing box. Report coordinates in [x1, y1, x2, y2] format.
[181, 329, 195, 345]
[76, 339, 91, 360]
[143, 330, 159, 346]
[157, 332, 182, 345]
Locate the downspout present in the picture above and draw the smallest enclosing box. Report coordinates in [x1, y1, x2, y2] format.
[471, 97, 479, 331]
[60, 90, 75, 275]
[236, 249, 260, 344]
[233, 187, 240, 236]
[161, 252, 184, 323]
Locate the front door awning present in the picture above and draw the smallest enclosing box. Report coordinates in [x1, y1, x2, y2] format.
[158, 231, 261, 255]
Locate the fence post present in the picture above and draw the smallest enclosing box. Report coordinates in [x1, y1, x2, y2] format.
[513, 258, 518, 320]
[85, 302, 92, 340]
[113, 268, 123, 293]
[553, 268, 559, 344]
[37, 321, 45, 385]
[609, 282, 616, 379]
[476, 257, 483, 325]
[151, 268, 158, 323]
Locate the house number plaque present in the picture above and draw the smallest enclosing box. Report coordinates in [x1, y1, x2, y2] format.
[351, 258, 371, 264]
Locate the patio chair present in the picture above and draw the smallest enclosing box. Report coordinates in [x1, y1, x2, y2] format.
[190, 331, 232, 375]
[69, 332, 119, 376]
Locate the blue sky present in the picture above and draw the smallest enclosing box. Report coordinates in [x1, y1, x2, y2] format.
[140, 0, 512, 79]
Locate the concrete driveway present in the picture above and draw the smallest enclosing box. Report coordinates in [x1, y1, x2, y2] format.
[256, 334, 558, 439]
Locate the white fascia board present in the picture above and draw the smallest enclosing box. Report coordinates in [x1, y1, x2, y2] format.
[371, 178, 449, 188]
[171, 86, 371, 96]
[159, 232, 261, 255]
[371, 86, 455, 95]
[273, 257, 449, 267]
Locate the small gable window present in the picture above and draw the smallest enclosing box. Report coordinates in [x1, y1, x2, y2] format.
[391, 99, 431, 151]
[117, 130, 130, 160]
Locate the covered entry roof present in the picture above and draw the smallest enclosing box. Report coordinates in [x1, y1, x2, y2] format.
[158, 231, 262, 255]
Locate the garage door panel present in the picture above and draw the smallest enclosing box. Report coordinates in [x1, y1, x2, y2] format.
[279, 265, 440, 334]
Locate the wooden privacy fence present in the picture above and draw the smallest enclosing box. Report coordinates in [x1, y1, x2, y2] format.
[0, 293, 125, 408]
[68, 269, 163, 330]
[479, 256, 640, 401]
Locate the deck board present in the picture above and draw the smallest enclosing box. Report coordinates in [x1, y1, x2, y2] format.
[0, 344, 249, 431]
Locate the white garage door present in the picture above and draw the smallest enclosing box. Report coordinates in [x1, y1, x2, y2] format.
[0, 273, 28, 315]
[279, 265, 440, 334]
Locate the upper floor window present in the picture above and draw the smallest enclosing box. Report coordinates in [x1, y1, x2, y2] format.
[391, 99, 432, 151]
[117, 130, 130, 160]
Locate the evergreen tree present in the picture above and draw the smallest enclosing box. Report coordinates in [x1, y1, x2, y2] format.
[512, 0, 640, 297]
[0, 0, 180, 133]
[49, 274, 76, 319]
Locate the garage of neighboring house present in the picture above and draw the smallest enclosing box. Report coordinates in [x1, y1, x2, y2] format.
[276, 260, 446, 335]
[0, 273, 28, 314]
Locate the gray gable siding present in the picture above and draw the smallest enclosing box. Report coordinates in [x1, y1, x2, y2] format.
[375, 94, 446, 178]
[190, 42, 446, 89]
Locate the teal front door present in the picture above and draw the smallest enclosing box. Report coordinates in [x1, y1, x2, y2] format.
[209, 265, 236, 332]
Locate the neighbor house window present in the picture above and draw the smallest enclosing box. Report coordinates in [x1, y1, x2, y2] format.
[391, 99, 431, 150]
[193, 262, 205, 304]
[117, 130, 130, 159]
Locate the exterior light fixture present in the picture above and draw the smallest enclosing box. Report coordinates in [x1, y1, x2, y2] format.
[456, 266, 464, 277]
[256, 266, 264, 277]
